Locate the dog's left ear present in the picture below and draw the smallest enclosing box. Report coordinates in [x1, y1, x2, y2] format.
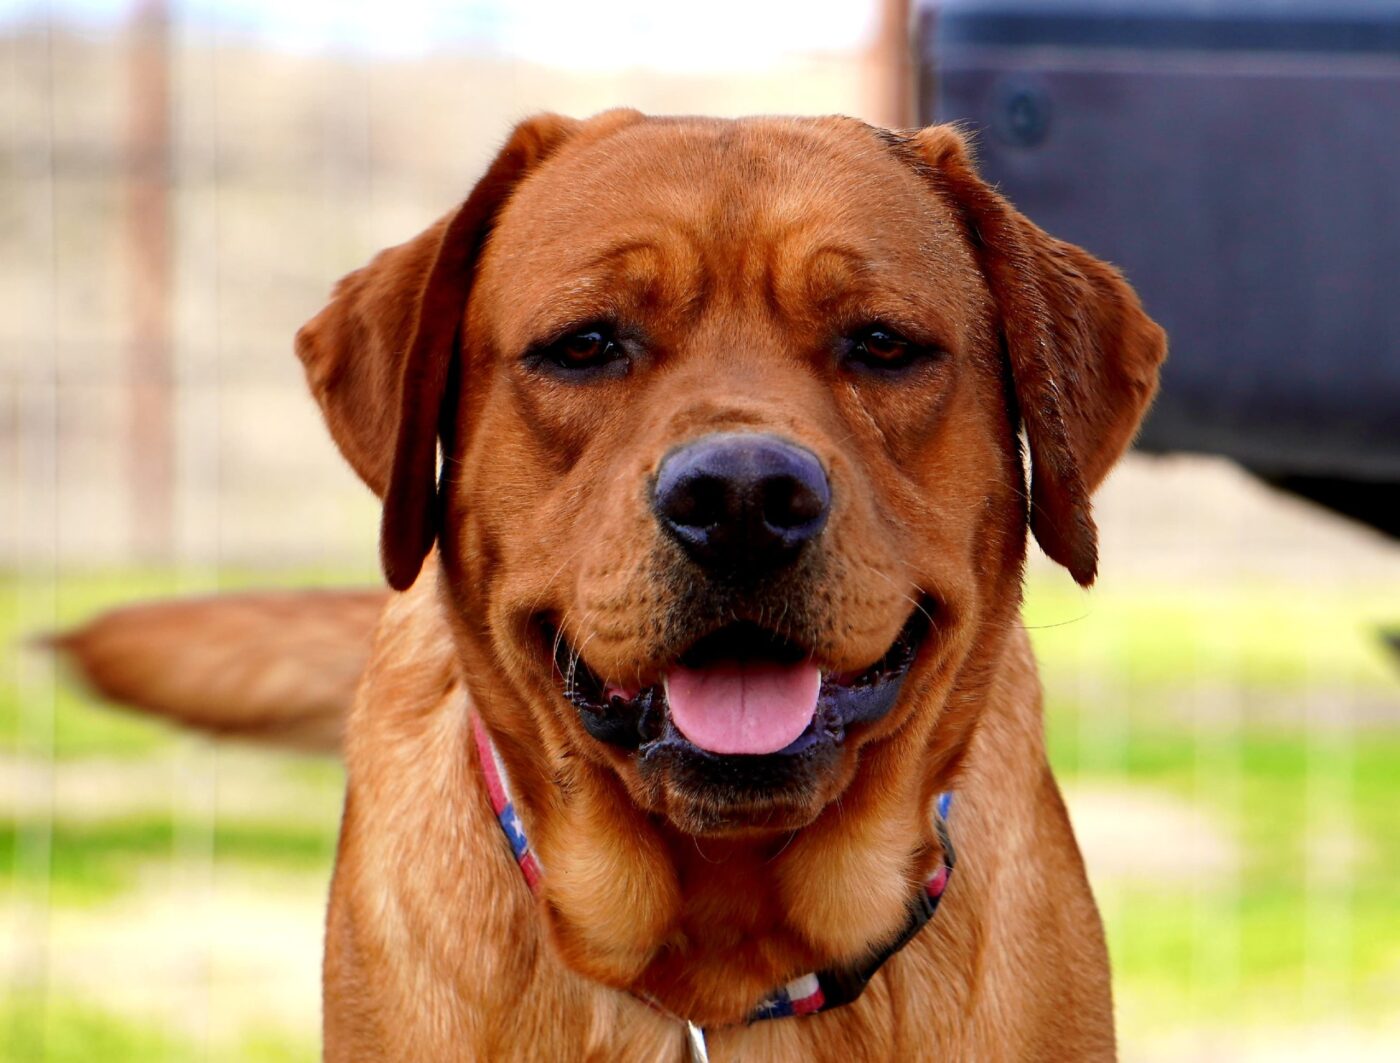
[296, 112, 633, 590]
[904, 125, 1167, 586]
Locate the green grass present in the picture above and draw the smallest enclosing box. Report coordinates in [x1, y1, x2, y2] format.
[0, 995, 188, 1063]
[0, 815, 339, 905]
[1024, 571, 1400, 1033]
[1023, 573, 1397, 693]
[1072, 728, 1400, 1028]
[0, 994, 316, 1063]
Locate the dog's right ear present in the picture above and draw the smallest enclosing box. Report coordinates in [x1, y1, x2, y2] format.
[295, 113, 589, 590]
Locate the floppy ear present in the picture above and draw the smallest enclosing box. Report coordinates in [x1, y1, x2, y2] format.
[907, 125, 1167, 586]
[295, 113, 581, 590]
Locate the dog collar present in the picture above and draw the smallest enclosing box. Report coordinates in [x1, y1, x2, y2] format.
[471, 714, 955, 1044]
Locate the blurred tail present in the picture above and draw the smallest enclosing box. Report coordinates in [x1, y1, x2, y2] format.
[50, 588, 388, 753]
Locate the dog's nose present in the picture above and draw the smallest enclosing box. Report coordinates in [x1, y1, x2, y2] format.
[654, 432, 831, 573]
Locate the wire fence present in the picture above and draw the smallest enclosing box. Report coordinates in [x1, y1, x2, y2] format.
[2, 5, 1398, 1061]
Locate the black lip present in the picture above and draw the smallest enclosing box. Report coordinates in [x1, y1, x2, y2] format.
[552, 603, 932, 759]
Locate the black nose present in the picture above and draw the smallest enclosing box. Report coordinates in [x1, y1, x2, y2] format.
[653, 432, 831, 574]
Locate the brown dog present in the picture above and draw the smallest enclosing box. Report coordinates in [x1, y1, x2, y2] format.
[60, 111, 1165, 1060]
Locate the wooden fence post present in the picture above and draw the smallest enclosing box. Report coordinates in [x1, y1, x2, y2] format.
[126, 0, 174, 560]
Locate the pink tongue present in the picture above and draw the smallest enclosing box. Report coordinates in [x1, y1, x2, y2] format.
[664, 660, 821, 755]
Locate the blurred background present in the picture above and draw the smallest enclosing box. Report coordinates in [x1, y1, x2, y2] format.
[1, 0, 1397, 1059]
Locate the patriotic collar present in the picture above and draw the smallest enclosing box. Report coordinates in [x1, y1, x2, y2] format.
[472, 715, 955, 1042]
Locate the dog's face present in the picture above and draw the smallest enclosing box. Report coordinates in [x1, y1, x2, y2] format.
[453, 118, 1015, 835]
[296, 112, 1165, 841]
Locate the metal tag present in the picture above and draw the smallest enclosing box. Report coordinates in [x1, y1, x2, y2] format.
[685, 1021, 710, 1063]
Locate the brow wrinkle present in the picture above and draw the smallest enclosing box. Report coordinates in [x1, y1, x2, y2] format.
[582, 239, 663, 270]
[759, 213, 871, 319]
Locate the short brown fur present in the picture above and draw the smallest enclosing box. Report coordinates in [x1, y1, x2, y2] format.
[59, 112, 1165, 1060]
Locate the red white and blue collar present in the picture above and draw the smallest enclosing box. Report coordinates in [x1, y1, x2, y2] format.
[471, 715, 955, 1034]
[473, 716, 544, 891]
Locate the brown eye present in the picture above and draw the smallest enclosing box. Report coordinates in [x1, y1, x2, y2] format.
[528, 325, 629, 379]
[844, 325, 933, 373]
[559, 330, 611, 365]
[857, 328, 908, 362]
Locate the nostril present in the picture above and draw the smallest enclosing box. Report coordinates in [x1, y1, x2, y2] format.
[762, 474, 828, 531]
[662, 474, 727, 530]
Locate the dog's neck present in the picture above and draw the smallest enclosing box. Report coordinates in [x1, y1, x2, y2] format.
[472, 710, 955, 1027]
[446, 664, 1017, 1020]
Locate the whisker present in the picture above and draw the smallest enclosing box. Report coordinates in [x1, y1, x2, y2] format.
[571, 630, 600, 688]
[1020, 612, 1090, 631]
[767, 830, 799, 862]
[866, 566, 936, 628]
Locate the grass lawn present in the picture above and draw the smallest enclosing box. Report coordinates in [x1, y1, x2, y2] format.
[1025, 574, 1400, 1049]
[1, 566, 1397, 1059]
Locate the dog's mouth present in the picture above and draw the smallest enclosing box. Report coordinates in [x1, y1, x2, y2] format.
[549, 605, 931, 761]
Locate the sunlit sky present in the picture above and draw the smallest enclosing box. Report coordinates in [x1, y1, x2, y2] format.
[0, 0, 878, 68]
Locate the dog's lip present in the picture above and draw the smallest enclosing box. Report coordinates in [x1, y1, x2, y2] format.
[548, 603, 932, 755]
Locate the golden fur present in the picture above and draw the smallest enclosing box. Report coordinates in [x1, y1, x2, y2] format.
[59, 111, 1165, 1060]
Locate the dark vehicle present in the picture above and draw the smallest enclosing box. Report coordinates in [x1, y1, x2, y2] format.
[920, 0, 1400, 535]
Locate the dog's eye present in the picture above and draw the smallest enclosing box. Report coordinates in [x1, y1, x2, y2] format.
[556, 330, 615, 366]
[857, 328, 907, 361]
[528, 326, 628, 378]
[843, 325, 930, 373]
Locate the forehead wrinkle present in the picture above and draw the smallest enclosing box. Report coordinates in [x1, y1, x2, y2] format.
[795, 243, 870, 309]
[494, 118, 972, 341]
[761, 240, 870, 323]
[581, 238, 662, 270]
[511, 232, 709, 345]
[515, 275, 615, 344]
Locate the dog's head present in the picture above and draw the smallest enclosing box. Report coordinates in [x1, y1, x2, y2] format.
[297, 111, 1163, 841]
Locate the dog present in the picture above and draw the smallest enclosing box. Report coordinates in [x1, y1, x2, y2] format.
[58, 110, 1166, 1060]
